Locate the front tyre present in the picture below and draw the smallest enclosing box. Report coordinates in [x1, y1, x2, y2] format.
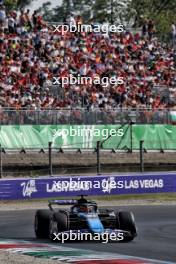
[49, 212, 68, 242]
[35, 210, 52, 239]
[119, 211, 137, 242]
[49, 217, 59, 241]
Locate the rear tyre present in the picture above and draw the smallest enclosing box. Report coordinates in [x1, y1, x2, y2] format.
[118, 211, 137, 242]
[35, 210, 52, 239]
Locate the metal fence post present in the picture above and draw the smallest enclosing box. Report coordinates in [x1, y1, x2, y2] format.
[96, 141, 101, 175]
[130, 121, 133, 153]
[110, 0, 114, 24]
[139, 140, 144, 173]
[48, 141, 53, 176]
[0, 144, 2, 178]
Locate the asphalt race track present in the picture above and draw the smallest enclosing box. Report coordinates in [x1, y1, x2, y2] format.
[0, 205, 176, 263]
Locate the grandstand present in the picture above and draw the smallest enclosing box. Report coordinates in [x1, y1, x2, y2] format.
[0, 4, 175, 111]
[0, 2, 176, 177]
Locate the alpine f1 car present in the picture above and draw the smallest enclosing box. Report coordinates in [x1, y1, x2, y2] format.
[34, 196, 137, 242]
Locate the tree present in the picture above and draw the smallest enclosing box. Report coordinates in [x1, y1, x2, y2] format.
[4, 0, 33, 10]
[129, 0, 176, 36]
[37, 0, 176, 37]
[47, 0, 95, 22]
[46, 0, 71, 22]
[40, 0, 131, 24]
[36, 2, 53, 21]
[88, 0, 109, 23]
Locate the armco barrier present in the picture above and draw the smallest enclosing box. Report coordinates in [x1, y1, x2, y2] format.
[0, 172, 176, 200]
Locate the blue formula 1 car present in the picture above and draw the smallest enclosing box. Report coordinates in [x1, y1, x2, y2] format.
[34, 196, 137, 242]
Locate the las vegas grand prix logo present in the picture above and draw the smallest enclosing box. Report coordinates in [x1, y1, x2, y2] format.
[21, 180, 38, 197]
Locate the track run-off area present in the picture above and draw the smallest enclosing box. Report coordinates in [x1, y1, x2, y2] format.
[0, 204, 176, 263]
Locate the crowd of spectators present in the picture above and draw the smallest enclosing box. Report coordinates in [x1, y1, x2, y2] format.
[0, 2, 175, 114]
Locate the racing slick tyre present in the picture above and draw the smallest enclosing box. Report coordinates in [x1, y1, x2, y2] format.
[49, 212, 69, 241]
[35, 210, 52, 239]
[118, 211, 137, 242]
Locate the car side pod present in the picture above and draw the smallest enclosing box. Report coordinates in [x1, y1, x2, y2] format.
[78, 213, 104, 233]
